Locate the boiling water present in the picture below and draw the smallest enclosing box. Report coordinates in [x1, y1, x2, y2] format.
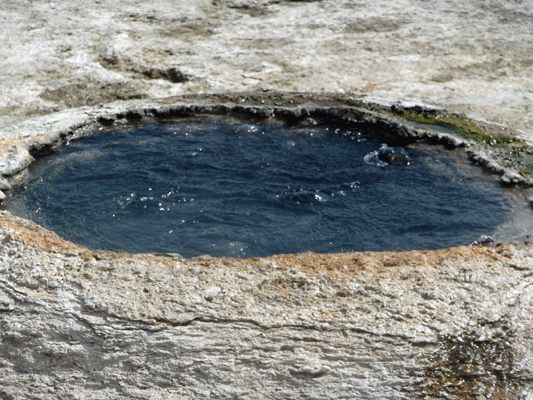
[6, 119, 512, 257]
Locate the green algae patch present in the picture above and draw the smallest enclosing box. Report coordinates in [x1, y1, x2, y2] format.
[378, 105, 533, 181]
[521, 163, 533, 176]
[388, 108, 517, 145]
[478, 142, 533, 179]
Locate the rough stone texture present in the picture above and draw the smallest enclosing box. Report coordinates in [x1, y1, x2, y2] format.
[1, 0, 533, 135]
[2, 1, 533, 399]
[0, 144, 34, 176]
[0, 212, 532, 399]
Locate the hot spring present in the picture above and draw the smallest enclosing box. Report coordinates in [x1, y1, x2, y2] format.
[4, 117, 522, 258]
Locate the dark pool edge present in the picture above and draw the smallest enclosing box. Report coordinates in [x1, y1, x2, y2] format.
[1, 94, 533, 397]
[0, 92, 531, 201]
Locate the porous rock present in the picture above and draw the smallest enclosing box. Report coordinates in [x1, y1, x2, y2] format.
[0, 212, 532, 398]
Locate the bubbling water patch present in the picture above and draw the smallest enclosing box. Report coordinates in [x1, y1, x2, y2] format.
[5, 118, 516, 258]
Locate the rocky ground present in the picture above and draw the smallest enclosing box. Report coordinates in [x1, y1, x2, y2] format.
[1, 0, 533, 134]
[1, 212, 533, 399]
[1, 0, 533, 399]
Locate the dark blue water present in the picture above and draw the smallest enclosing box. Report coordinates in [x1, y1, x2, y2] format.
[7, 119, 511, 257]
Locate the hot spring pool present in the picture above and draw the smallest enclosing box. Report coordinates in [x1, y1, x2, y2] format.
[5, 118, 514, 257]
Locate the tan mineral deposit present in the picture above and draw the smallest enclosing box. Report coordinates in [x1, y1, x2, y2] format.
[1, 1, 533, 399]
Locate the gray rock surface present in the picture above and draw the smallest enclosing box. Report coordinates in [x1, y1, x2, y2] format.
[2, 1, 533, 399]
[0, 144, 34, 176]
[1, 0, 533, 136]
[0, 213, 532, 399]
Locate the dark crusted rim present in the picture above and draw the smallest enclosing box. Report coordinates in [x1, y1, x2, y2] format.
[1, 92, 532, 204]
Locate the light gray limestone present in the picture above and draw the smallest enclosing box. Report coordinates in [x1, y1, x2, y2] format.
[1, 1, 533, 398]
